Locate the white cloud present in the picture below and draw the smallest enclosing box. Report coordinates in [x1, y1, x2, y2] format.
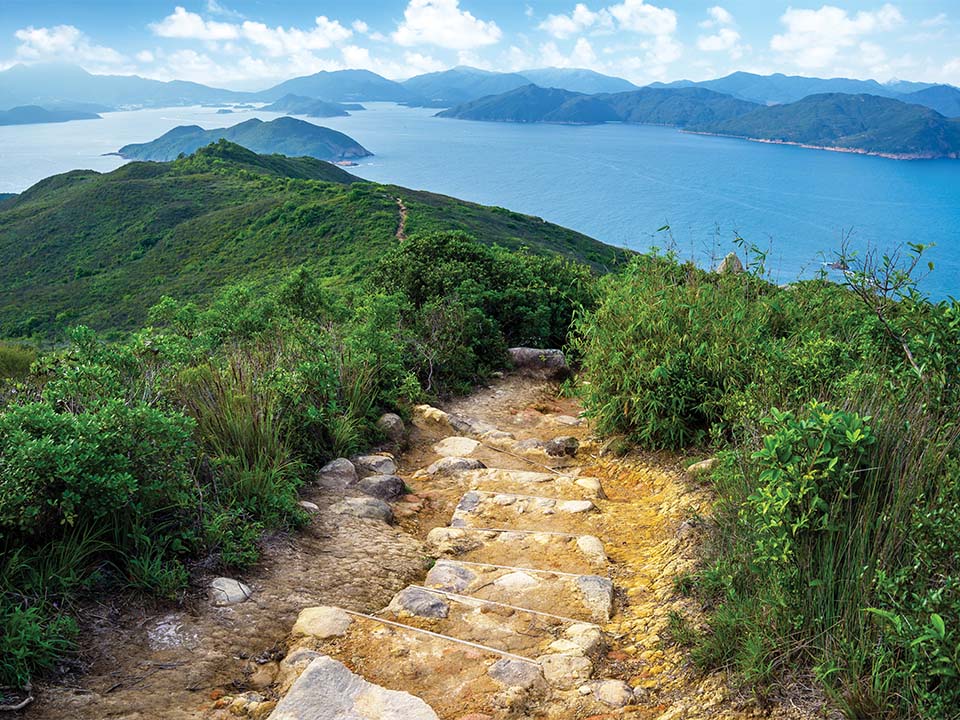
[205, 0, 243, 19]
[352, 20, 370, 34]
[393, 0, 502, 50]
[608, 0, 676, 35]
[920, 13, 948, 28]
[136, 50, 155, 63]
[770, 3, 903, 70]
[14, 25, 128, 71]
[539, 4, 611, 40]
[240, 17, 352, 56]
[696, 6, 742, 59]
[700, 6, 733, 29]
[150, 7, 239, 40]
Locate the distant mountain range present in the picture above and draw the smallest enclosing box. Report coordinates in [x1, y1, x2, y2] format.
[117, 117, 372, 162]
[439, 85, 960, 159]
[438, 85, 759, 126]
[0, 105, 100, 126]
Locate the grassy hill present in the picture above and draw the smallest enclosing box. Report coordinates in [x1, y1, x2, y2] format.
[692, 93, 960, 158]
[0, 141, 625, 337]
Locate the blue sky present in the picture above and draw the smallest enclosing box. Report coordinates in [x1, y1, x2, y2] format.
[1, 1, 957, 89]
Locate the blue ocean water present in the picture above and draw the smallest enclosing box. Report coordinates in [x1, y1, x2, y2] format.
[2, 102, 958, 296]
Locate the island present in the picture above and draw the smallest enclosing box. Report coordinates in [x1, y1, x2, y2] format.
[0, 105, 101, 126]
[116, 117, 373, 163]
[261, 94, 364, 117]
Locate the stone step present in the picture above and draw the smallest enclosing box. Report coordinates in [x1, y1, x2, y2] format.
[451, 490, 599, 534]
[427, 526, 607, 575]
[382, 584, 603, 661]
[454, 468, 605, 500]
[281, 607, 555, 716]
[424, 559, 615, 623]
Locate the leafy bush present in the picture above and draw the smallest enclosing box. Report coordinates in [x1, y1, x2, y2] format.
[0, 343, 35, 381]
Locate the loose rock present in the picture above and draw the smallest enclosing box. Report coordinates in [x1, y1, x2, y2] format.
[576, 576, 614, 620]
[316, 457, 357, 491]
[595, 679, 635, 707]
[433, 436, 481, 457]
[209, 577, 252, 606]
[425, 561, 476, 593]
[538, 653, 593, 688]
[576, 536, 607, 563]
[292, 606, 353, 639]
[376, 413, 406, 443]
[686, 457, 718, 476]
[546, 436, 579, 457]
[420, 456, 486, 476]
[356, 474, 406, 501]
[487, 658, 544, 689]
[351, 454, 397, 478]
[559, 500, 594, 514]
[387, 586, 450, 618]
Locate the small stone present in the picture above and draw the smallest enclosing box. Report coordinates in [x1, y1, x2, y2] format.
[546, 436, 579, 457]
[330, 497, 393, 524]
[351, 454, 397, 478]
[687, 457, 718, 476]
[209, 577, 252, 606]
[421, 456, 486, 476]
[538, 653, 593, 688]
[548, 639, 583, 654]
[316, 457, 357, 490]
[433, 436, 481, 457]
[576, 536, 607, 563]
[248, 661, 279, 689]
[292, 606, 353, 639]
[514, 438, 547, 452]
[425, 561, 477, 592]
[448, 415, 498, 436]
[575, 477, 604, 496]
[578, 684, 592, 695]
[576, 575, 614, 620]
[456, 491, 482, 512]
[388, 586, 450, 618]
[412, 404, 452, 431]
[376, 413, 406, 443]
[559, 500, 595, 514]
[491, 494, 516, 506]
[595, 679, 634, 707]
[487, 658, 544, 689]
[493, 571, 539, 591]
[554, 415, 583, 426]
[356, 474, 406, 501]
[566, 623, 603, 653]
[298, 500, 320, 513]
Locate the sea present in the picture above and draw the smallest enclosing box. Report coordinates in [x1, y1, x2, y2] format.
[2, 102, 958, 297]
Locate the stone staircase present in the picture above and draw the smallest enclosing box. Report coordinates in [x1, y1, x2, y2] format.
[266, 403, 639, 719]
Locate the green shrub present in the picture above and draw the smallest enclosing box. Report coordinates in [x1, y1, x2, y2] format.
[0, 343, 35, 381]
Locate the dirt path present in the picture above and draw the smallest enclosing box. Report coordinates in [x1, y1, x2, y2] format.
[25, 374, 820, 720]
[395, 196, 408, 241]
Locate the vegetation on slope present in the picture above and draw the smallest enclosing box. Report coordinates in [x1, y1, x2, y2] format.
[0, 141, 623, 339]
[117, 116, 372, 162]
[692, 93, 960, 157]
[572, 245, 960, 718]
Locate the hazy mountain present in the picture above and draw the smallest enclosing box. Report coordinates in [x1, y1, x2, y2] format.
[0, 105, 100, 126]
[899, 85, 960, 118]
[117, 117, 372, 162]
[691, 93, 960, 158]
[520, 68, 638, 94]
[0, 62, 240, 109]
[257, 69, 419, 103]
[439, 86, 756, 126]
[402, 67, 531, 107]
[261, 94, 363, 117]
[437, 85, 584, 122]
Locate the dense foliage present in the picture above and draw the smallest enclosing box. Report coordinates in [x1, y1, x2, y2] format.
[0, 142, 622, 339]
[0, 229, 595, 691]
[573, 250, 960, 718]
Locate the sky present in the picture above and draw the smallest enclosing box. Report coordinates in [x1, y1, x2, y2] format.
[0, 1, 958, 90]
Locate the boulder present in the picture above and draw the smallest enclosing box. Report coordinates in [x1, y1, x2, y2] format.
[317, 458, 358, 491]
[433, 436, 481, 457]
[545, 436, 579, 457]
[538, 653, 593, 688]
[376, 413, 406, 443]
[420, 456, 486, 476]
[351, 454, 397, 478]
[330, 497, 393, 524]
[356, 474, 406, 501]
[686, 457, 718, 476]
[387, 586, 449, 619]
[565, 623, 603, 653]
[209, 577, 252, 606]
[487, 658, 544, 689]
[508, 348, 571, 380]
[594, 679, 635, 707]
[716, 252, 744, 274]
[576, 536, 607, 563]
[292, 606, 353, 639]
[268, 656, 439, 720]
[412, 404, 451, 432]
[493, 571, 540, 591]
[576, 576, 614, 620]
[425, 561, 476, 593]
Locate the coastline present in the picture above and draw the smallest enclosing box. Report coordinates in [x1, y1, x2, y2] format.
[681, 129, 958, 161]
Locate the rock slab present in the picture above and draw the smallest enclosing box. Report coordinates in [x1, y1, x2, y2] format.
[268, 655, 439, 720]
[209, 577, 252, 606]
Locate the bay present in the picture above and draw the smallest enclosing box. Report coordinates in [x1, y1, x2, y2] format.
[1, 102, 958, 296]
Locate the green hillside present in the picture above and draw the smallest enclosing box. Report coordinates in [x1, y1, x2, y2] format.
[692, 93, 960, 157]
[117, 117, 372, 162]
[0, 141, 624, 337]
